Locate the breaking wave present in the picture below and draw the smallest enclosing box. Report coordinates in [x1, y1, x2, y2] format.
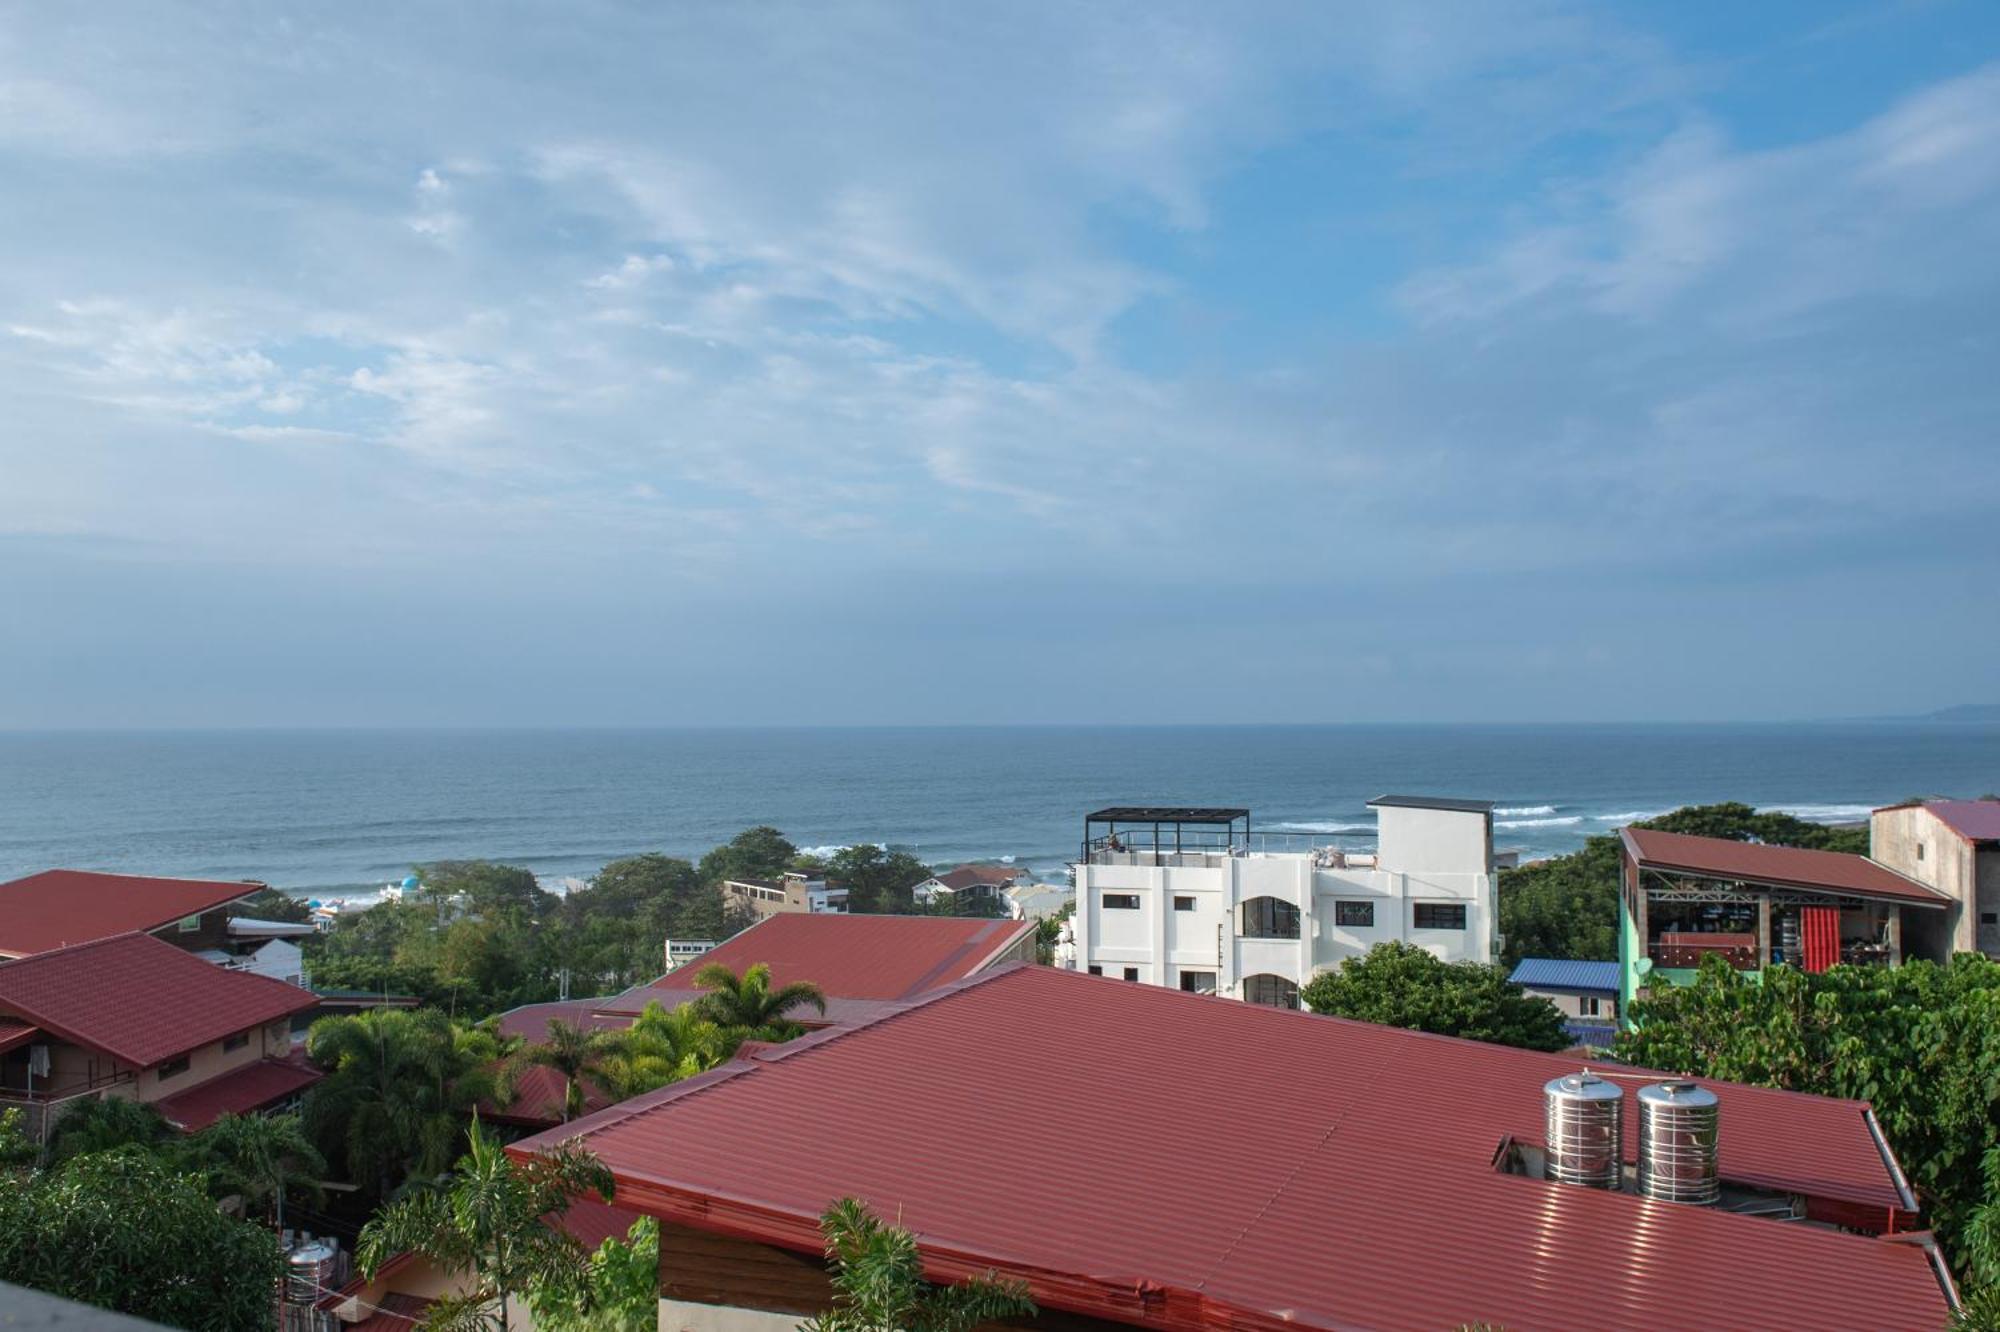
[1760, 803, 1876, 823]
[1594, 810, 1666, 824]
[1268, 821, 1375, 834]
[1494, 805, 1558, 816]
[1495, 815, 1584, 829]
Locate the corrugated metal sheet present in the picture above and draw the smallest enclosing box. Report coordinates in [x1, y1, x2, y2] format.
[1623, 828, 1949, 906]
[515, 965, 1950, 1332]
[495, 999, 626, 1042]
[1509, 958, 1621, 992]
[1921, 799, 2000, 842]
[0, 869, 263, 957]
[154, 1051, 322, 1131]
[0, 932, 316, 1067]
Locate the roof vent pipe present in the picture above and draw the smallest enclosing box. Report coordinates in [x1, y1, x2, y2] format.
[1543, 1070, 1624, 1189]
[1636, 1080, 1720, 1205]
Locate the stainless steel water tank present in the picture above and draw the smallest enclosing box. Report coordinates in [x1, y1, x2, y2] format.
[1636, 1080, 1720, 1204]
[285, 1238, 340, 1304]
[1543, 1070, 1624, 1189]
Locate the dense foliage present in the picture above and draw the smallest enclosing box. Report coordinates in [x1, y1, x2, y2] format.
[357, 1119, 614, 1332]
[1616, 954, 2000, 1294]
[525, 1217, 660, 1332]
[1497, 802, 1872, 964]
[1300, 941, 1571, 1051]
[0, 1147, 285, 1332]
[689, 960, 827, 1034]
[803, 1197, 1036, 1332]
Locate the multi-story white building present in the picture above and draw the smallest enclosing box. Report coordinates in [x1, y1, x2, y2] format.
[1069, 797, 1498, 1007]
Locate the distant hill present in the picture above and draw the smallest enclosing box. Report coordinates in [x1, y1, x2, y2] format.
[1922, 704, 2000, 723]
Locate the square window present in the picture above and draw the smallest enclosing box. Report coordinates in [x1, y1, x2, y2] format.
[1122, 967, 1140, 982]
[1578, 997, 1601, 1017]
[176, 915, 201, 934]
[1178, 970, 1217, 994]
[1414, 903, 1467, 930]
[1087, 965, 1103, 976]
[1173, 895, 1196, 912]
[1335, 900, 1374, 928]
[1102, 893, 1141, 910]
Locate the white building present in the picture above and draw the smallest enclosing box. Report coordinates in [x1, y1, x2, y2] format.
[1069, 797, 1498, 1007]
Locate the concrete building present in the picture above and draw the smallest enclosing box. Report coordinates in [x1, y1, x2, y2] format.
[721, 869, 847, 919]
[1871, 797, 2000, 957]
[1069, 797, 1498, 1007]
[910, 863, 1022, 908]
[1507, 957, 1619, 1044]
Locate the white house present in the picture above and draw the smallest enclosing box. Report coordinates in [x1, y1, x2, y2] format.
[1069, 797, 1498, 1007]
[910, 863, 1023, 907]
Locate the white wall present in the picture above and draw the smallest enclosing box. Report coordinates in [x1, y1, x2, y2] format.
[1375, 806, 1492, 876]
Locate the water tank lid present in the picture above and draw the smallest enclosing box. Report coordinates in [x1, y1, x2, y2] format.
[289, 1239, 337, 1264]
[1637, 1079, 1719, 1108]
[1545, 1069, 1623, 1101]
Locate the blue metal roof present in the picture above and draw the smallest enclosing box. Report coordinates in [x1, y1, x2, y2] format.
[1508, 958, 1621, 993]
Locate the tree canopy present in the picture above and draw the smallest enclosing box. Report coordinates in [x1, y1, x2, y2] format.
[803, 1197, 1035, 1332]
[690, 961, 827, 1035]
[1301, 941, 1570, 1051]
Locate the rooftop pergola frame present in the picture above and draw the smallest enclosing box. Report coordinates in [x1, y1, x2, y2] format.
[1082, 807, 1250, 864]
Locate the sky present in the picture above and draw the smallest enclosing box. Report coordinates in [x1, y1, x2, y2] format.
[2, 1, 1997, 726]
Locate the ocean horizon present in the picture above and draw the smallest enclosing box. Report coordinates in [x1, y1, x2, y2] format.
[3, 722, 1995, 900]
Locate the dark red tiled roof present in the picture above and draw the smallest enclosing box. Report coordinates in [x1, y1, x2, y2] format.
[0, 933, 316, 1067]
[1919, 799, 2000, 842]
[929, 864, 1019, 892]
[0, 869, 265, 958]
[0, 1018, 39, 1054]
[1623, 828, 1950, 906]
[518, 965, 1950, 1332]
[555, 1196, 644, 1251]
[627, 912, 1034, 1005]
[154, 1052, 323, 1132]
[487, 1062, 616, 1128]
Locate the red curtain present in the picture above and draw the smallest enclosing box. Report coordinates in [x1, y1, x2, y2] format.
[1801, 906, 1840, 973]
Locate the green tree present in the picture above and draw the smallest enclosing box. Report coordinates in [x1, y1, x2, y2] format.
[0, 1107, 35, 1170]
[303, 1007, 502, 1201]
[1616, 953, 2000, 1291]
[506, 1020, 625, 1124]
[698, 827, 799, 886]
[824, 844, 932, 914]
[1034, 901, 1075, 966]
[1300, 942, 1570, 1051]
[604, 1001, 729, 1097]
[356, 1118, 614, 1332]
[802, 1197, 1035, 1332]
[689, 961, 826, 1035]
[0, 1147, 284, 1332]
[45, 1095, 174, 1165]
[418, 860, 556, 922]
[187, 1111, 326, 1233]
[525, 1217, 659, 1332]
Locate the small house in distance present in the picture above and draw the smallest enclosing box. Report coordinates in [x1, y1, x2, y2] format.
[1507, 958, 1619, 1045]
[910, 863, 1023, 908]
[1871, 797, 2000, 956]
[721, 869, 847, 919]
[1617, 828, 1954, 1017]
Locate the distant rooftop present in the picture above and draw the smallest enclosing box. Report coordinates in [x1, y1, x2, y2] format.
[1623, 828, 1950, 907]
[1919, 798, 2000, 842]
[0, 869, 267, 958]
[1509, 958, 1621, 993]
[1368, 794, 1496, 814]
[1084, 806, 1250, 824]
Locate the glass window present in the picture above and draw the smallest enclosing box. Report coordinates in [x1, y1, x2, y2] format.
[1102, 893, 1141, 910]
[1122, 967, 1140, 982]
[1414, 903, 1467, 930]
[1240, 897, 1301, 939]
[1173, 896, 1196, 912]
[223, 1033, 249, 1053]
[1087, 965, 1102, 976]
[177, 915, 201, 933]
[158, 1055, 191, 1080]
[1241, 974, 1301, 1009]
[1178, 970, 1217, 995]
[1335, 900, 1374, 928]
[1578, 996, 1600, 1017]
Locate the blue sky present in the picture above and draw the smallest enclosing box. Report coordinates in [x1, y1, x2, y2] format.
[2, 1, 1997, 725]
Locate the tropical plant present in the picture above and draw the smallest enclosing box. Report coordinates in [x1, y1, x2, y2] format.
[505, 1020, 626, 1123]
[525, 1217, 659, 1332]
[0, 1107, 34, 1170]
[356, 1118, 615, 1332]
[1300, 941, 1570, 1051]
[188, 1111, 327, 1232]
[689, 961, 826, 1034]
[0, 1147, 284, 1332]
[802, 1197, 1035, 1332]
[604, 1001, 729, 1097]
[44, 1095, 175, 1165]
[303, 1007, 502, 1201]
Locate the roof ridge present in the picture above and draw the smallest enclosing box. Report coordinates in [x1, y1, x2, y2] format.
[8, 867, 266, 887]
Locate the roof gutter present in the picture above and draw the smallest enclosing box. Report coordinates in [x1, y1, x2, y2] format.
[1862, 1107, 1921, 1213]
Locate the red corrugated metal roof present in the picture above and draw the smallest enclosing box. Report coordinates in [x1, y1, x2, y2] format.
[630, 912, 1035, 1004]
[517, 965, 1951, 1332]
[1623, 828, 1950, 906]
[0, 1018, 39, 1055]
[1920, 799, 2000, 842]
[496, 999, 627, 1042]
[154, 1051, 323, 1131]
[0, 932, 316, 1067]
[0, 869, 266, 957]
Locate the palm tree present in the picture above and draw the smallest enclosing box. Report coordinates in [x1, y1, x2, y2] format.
[688, 961, 826, 1034]
[189, 1111, 326, 1233]
[504, 1020, 624, 1124]
[356, 1117, 614, 1332]
[602, 1001, 729, 1098]
[45, 1095, 174, 1164]
[802, 1197, 1034, 1332]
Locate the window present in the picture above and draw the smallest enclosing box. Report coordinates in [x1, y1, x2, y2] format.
[1983, 913, 1998, 926]
[1122, 967, 1140, 982]
[176, 914, 201, 934]
[158, 1055, 191, 1081]
[1240, 896, 1301, 939]
[1335, 900, 1374, 928]
[223, 1033, 249, 1053]
[1173, 895, 1196, 912]
[1102, 893, 1141, 910]
[1241, 974, 1301, 1009]
[1087, 965, 1103, 976]
[1578, 996, 1601, 1017]
[1178, 970, 1217, 995]
[1916, 843, 1926, 861]
[1414, 903, 1467, 930]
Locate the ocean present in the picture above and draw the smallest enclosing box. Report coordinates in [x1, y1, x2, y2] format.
[2, 724, 1995, 900]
